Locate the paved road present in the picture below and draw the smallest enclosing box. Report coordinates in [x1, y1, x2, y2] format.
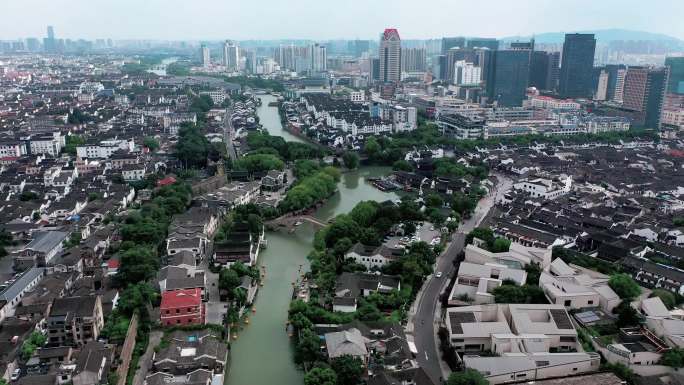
[412, 174, 513, 384]
[201, 255, 225, 325]
[224, 107, 238, 161]
[131, 330, 163, 385]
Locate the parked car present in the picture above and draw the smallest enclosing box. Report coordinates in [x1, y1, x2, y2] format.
[435, 272, 443, 278]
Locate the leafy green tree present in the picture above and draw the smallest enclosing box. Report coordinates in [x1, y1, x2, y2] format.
[176, 123, 211, 168]
[295, 328, 323, 366]
[614, 301, 641, 328]
[290, 312, 314, 332]
[304, 367, 337, 385]
[331, 356, 364, 385]
[661, 348, 684, 368]
[117, 282, 158, 318]
[425, 193, 444, 208]
[609, 274, 642, 300]
[21, 331, 47, 360]
[143, 136, 160, 152]
[349, 201, 379, 228]
[235, 153, 284, 173]
[491, 238, 511, 253]
[447, 369, 488, 385]
[219, 269, 241, 299]
[294, 159, 321, 178]
[64, 134, 86, 155]
[364, 137, 381, 160]
[524, 264, 542, 286]
[342, 152, 360, 169]
[392, 159, 413, 172]
[492, 284, 547, 304]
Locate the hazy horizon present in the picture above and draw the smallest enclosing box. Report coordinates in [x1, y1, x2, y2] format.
[2, 0, 684, 42]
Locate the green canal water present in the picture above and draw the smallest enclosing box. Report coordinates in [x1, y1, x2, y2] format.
[226, 96, 398, 385]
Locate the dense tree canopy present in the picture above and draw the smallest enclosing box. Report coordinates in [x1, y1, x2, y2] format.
[447, 369, 488, 385]
[280, 167, 340, 212]
[609, 273, 642, 300]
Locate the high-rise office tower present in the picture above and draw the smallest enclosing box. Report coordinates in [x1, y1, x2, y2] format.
[379, 29, 401, 83]
[614, 68, 627, 102]
[603, 64, 627, 101]
[310, 43, 327, 72]
[559, 33, 596, 98]
[201, 45, 211, 67]
[510, 40, 534, 51]
[401, 47, 426, 72]
[622, 66, 669, 128]
[665, 57, 684, 94]
[349, 40, 370, 58]
[441, 37, 466, 54]
[370, 58, 381, 81]
[26, 38, 41, 52]
[445, 48, 478, 84]
[245, 51, 257, 74]
[529, 51, 559, 91]
[467, 38, 499, 51]
[595, 69, 609, 101]
[44, 25, 56, 53]
[454, 61, 481, 86]
[488, 49, 531, 107]
[473, 48, 494, 91]
[223, 41, 239, 71]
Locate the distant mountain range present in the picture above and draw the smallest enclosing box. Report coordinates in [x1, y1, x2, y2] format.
[502, 29, 682, 44]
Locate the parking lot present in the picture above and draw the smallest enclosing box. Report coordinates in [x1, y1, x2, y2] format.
[384, 222, 442, 249]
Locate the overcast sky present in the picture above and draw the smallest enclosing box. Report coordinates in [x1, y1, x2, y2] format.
[2, 0, 683, 41]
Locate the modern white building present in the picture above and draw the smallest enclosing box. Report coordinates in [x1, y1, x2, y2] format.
[29, 131, 64, 156]
[201, 45, 211, 67]
[513, 176, 572, 200]
[199, 90, 227, 105]
[464, 241, 552, 270]
[446, 303, 600, 384]
[76, 139, 134, 159]
[391, 105, 417, 132]
[454, 60, 481, 86]
[449, 259, 527, 305]
[350, 91, 365, 103]
[223, 41, 239, 71]
[539, 258, 620, 313]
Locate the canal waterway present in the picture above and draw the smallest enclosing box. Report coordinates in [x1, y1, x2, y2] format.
[226, 96, 398, 385]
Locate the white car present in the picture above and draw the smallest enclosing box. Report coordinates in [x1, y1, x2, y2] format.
[435, 272, 443, 278]
[11, 369, 21, 381]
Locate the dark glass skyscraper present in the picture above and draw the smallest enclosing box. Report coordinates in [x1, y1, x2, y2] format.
[604, 64, 627, 100]
[488, 49, 531, 107]
[559, 33, 596, 98]
[665, 57, 684, 94]
[529, 51, 559, 91]
[441, 37, 466, 54]
[466, 38, 499, 51]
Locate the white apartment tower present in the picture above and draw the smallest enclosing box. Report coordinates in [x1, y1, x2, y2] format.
[201, 45, 211, 67]
[310, 43, 327, 72]
[614, 68, 627, 102]
[454, 60, 481, 86]
[379, 28, 401, 83]
[223, 41, 239, 71]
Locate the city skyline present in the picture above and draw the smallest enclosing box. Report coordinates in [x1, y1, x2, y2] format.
[2, 0, 684, 41]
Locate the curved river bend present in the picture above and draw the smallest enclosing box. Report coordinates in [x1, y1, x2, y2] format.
[226, 95, 398, 385]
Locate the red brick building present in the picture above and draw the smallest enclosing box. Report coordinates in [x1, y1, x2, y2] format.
[160, 288, 205, 326]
